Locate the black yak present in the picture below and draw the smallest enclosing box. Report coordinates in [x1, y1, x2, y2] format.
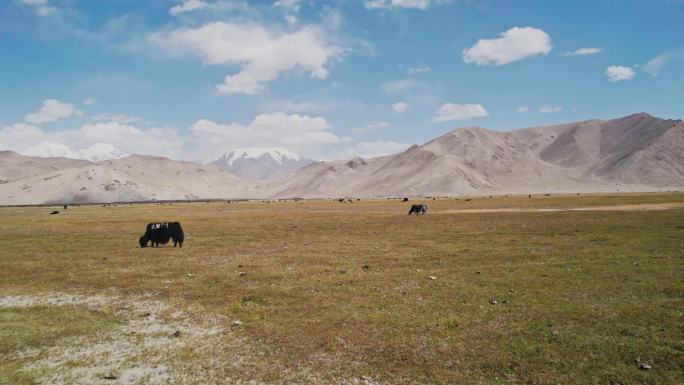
[408, 204, 428, 215]
[139, 222, 184, 248]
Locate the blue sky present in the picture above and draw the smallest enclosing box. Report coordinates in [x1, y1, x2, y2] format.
[1, 0, 682, 161]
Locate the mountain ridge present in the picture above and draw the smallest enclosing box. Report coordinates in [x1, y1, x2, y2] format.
[208, 147, 314, 180]
[268, 113, 684, 197]
[1, 113, 682, 204]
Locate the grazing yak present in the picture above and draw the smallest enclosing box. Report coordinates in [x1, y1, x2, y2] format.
[139, 222, 184, 248]
[408, 204, 428, 215]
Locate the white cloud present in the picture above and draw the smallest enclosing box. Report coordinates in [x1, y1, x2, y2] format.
[24, 140, 78, 158]
[364, 0, 435, 10]
[433, 103, 488, 122]
[322, 8, 343, 31]
[0, 120, 181, 160]
[353, 121, 390, 133]
[24, 99, 78, 124]
[284, 14, 298, 25]
[190, 113, 340, 159]
[262, 100, 327, 113]
[92, 113, 142, 124]
[76, 122, 181, 157]
[23, 141, 128, 161]
[516, 106, 529, 113]
[19, 0, 55, 16]
[407, 66, 431, 74]
[643, 48, 683, 77]
[561, 47, 603, 57]
[605, 65, 635, 82]
[274, 0, 302, 11]
[261, 99, 358, 114]
[463, 27, 552, 66]
[0, 123, 47, 151]
[644, 55, 668, 77]
[149, 22, 344, 94]
[169, 0, 209, 15]
[538, 106, 562, 113]
[382, 79, 440, 106]
[392, 102, 408, 113]
[83, 98, 95, 106]
[382, 79, 428, 95]
[35, 5, 54, 15]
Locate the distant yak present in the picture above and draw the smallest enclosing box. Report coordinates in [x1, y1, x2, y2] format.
[139, 222, 184, 248]
[408, 204, 428, 215]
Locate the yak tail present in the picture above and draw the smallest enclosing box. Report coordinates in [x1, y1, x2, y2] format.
[173, 222, 185, 243]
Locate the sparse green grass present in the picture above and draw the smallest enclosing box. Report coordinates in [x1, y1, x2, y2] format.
[0, 193, 682, 384]
[0, 305, 120, 384]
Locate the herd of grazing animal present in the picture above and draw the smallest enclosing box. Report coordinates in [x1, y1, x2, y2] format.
[45, 195, 557, 248]
[136, 201, 428, 247]
[46, 199, 434, 248]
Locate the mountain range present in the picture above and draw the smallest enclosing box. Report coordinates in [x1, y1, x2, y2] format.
[208, 148, 314, 180]
[24, 141, 129, 162]
[1, 113, 682, 205]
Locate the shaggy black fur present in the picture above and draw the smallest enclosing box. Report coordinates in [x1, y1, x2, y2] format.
[408, 204, 428, 215]
[139, 222, 184, 248]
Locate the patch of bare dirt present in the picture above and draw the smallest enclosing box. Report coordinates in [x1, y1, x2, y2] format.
[0, 291, 236, 385]
[437, 202, 684, 214]
[1, 291, 385, 384]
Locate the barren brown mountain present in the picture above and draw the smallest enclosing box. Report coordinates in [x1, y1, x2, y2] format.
[0, 154, 259, 205]
[1, 113, 682, 204]
[0, 151, 92, 185]
[270, 113, 683, 197]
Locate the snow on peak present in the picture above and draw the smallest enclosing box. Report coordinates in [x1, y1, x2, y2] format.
[22, 141, 128, 161]
[78, 143, 129, 162]
[221, 147, 302, 165]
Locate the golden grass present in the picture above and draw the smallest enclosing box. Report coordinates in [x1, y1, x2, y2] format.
[0, 193, 683, 384]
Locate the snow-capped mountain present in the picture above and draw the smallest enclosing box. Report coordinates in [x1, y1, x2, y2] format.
[209, 147, 314, 180]
[23, 141, 128, 162]
[77, 143, 129, 162]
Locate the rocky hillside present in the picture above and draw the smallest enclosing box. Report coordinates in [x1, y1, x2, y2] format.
[269, 113, 684, 197]
[1, 113, 682, 204]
